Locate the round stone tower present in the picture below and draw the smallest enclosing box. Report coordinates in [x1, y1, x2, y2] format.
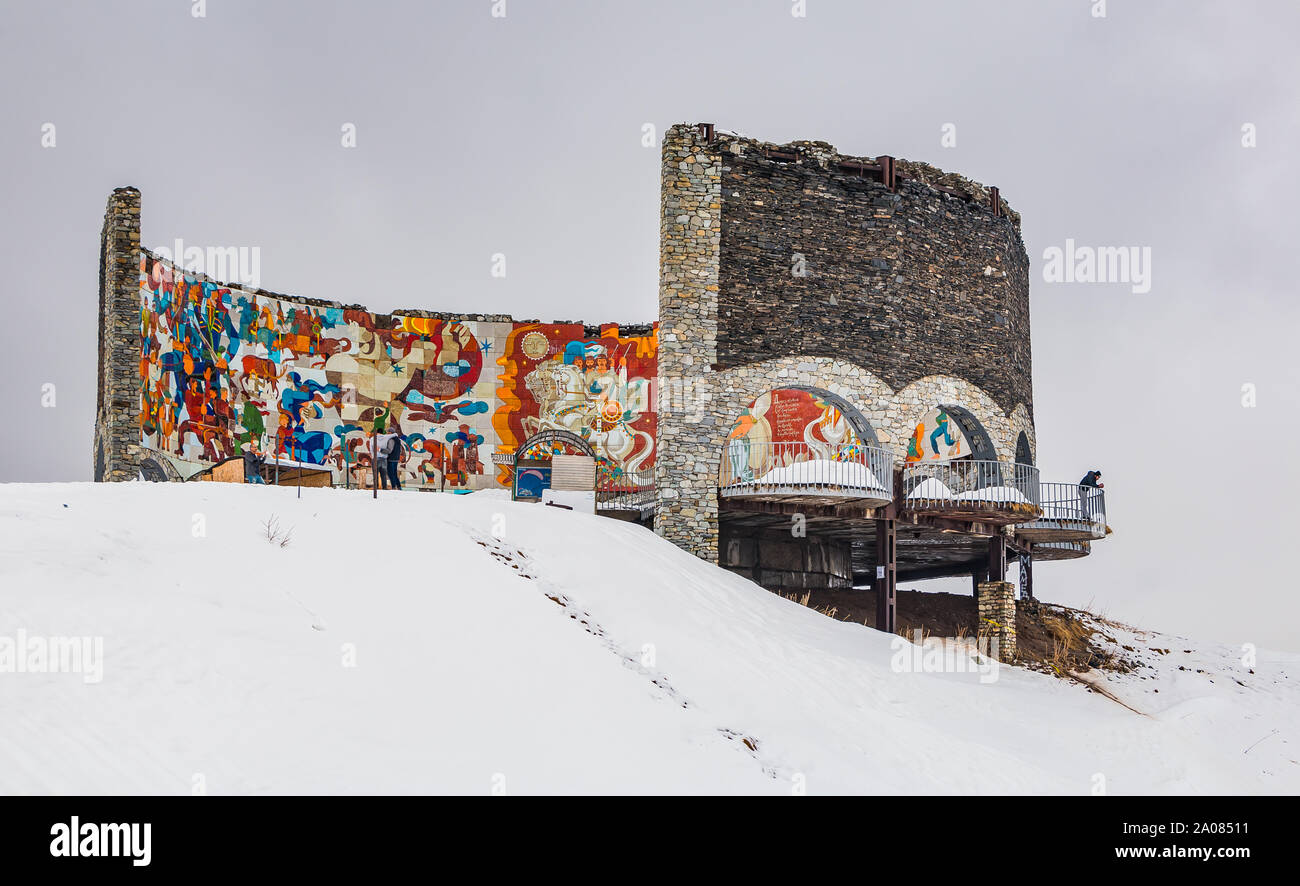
[655, 123, 1035, 565]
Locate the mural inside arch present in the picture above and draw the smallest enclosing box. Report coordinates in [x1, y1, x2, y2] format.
[725, 388, 866, 480]
[905, 406, 973, 462]
[136, 255, 657, 490]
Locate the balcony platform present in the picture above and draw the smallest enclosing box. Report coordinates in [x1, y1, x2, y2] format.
[719, 441, 896, 510]
[720, 485, 893, 508]
[899, 459, 1042, 527]
[1016, 519, 1102, 542]
[1015, 482, 1107, 541]
[1031, 540, 1090, 561]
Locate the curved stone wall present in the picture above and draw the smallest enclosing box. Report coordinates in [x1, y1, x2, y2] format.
[93, 189, 659, 489]
[714, 130, 1032, 416]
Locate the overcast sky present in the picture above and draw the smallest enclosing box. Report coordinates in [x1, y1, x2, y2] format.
[2, 0, 1297, 649]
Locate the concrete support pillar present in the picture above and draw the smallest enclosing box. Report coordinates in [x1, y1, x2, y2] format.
[977, 580, 1016, 662]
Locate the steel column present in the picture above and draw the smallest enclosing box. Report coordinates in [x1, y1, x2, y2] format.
[987, 533, 1007, 583]
[875, 517, 897, 633]
[877, 155, 896, 191]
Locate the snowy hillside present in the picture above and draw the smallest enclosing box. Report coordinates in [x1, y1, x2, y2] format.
[1, 482, 1296, 795]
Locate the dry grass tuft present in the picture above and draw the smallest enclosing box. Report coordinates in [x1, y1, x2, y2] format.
[262, 514, 293, 548]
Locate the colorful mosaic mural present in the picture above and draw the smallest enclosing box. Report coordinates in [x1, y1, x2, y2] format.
[905, 406, 972, 462]
[494, 323, 657, 485]
[725, 388, 862, 478]
[136, 255, 657, 489]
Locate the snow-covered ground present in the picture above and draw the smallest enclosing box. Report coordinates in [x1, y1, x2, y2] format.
[0, 482, 1295, 795]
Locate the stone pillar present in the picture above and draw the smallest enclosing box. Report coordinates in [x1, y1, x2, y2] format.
[654, 124, 723, 560]
[977, 580, 1016, 662]
[93, 187, 143, 481]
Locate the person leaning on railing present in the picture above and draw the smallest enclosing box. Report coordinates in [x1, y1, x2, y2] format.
[1078, 470, 1103, 520]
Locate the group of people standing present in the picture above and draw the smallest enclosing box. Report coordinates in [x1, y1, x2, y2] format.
[238, 430, 404, 489]
[237, 401, 405, 489]
[372, 430, 405, 490]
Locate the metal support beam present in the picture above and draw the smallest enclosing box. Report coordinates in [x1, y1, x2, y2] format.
[874, 517, 897, 634]
[893, 561, 986, 583]
[1018, 550, 1033, 600]
[987, 533, 1007, 583]
[879, 155, 896, 191]
[899, 513, 997, 537]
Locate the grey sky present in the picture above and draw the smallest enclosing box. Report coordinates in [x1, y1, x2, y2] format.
[2, 1, 1298, 649]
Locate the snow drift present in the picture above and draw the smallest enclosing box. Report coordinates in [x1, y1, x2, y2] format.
[0, 482, 1296, 795]
[751, 459, 888, 490]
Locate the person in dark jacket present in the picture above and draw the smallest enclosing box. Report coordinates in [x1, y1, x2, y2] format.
[384, 433, 404, 491]
[242, 441, 266, 484]
[374, 431, 403, 490]
[1078, 470, 1102, 519]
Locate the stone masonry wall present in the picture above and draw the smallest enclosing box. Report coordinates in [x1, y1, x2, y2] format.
[977, 580, 1017, 662]
[654, 124, 723, 556]
[720, 532, 853, 591]
[715, 133, 1032, 417]
[94, 187, 143, 482]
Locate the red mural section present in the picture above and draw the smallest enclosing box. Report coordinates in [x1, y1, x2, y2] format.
[728, 388, 860, 449]
[494, 324, 658, 485]
[723, 388, 868, 484]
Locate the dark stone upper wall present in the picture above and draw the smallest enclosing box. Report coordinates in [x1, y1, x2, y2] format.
[714, 134, 1032, 416]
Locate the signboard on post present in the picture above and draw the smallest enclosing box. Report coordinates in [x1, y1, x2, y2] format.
[544, 454, 596, 512]
[550, 455, 596, 491]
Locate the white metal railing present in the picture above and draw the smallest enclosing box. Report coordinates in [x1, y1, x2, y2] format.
[902, 459, 1041, 510]
[1034, 540, 1090, 559]
[1032, 481, 1107, 536]
[720, 440, 895, 499]
[595, 468, 654, 511]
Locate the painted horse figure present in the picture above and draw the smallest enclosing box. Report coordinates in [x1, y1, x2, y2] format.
[176, 418, 231, 462]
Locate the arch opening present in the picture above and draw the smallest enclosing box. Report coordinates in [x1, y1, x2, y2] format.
[720, 387, 892, 503]
[775, 385, 880, 447]
[905, 403, 999, 464]
[514, 429, 597, 502]
[139, 456, 171, 483]
[518, 429, 597, 460]
[900, 403, 1041, 521]
[1015, 431, 1034, 467]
